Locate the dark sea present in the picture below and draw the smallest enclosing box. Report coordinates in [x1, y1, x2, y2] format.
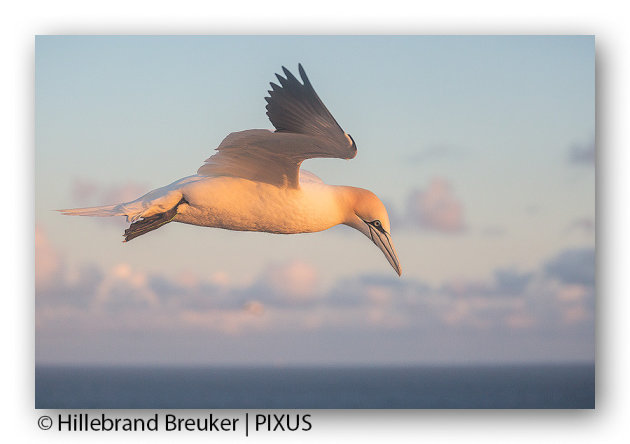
[35, 363, 594, 409]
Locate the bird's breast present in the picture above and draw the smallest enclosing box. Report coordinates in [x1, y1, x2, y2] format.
[174, 176, 344, 234]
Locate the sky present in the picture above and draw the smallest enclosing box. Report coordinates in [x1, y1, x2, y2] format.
[35, 35, 595, 365]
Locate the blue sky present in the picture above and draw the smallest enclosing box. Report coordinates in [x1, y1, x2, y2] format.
[35, 36, 594, 365]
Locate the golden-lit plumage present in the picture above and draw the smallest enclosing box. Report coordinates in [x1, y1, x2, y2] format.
[60, 65, 401, 275]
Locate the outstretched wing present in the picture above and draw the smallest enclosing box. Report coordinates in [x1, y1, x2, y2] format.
[198, 64, 356, 188]
[266, 64, 356, 154]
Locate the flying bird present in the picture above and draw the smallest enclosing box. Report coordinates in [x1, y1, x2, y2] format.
[61, 64, 402, 275]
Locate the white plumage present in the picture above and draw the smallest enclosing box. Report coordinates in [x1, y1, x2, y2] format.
[61, 64, 401, 275]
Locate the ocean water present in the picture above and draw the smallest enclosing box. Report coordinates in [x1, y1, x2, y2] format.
[35, 363, 594, 409]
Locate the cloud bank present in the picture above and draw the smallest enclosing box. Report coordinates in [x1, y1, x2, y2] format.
[36, 227, 594, 365]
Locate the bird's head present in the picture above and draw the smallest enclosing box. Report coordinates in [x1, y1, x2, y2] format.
[343, 187, 402, 276]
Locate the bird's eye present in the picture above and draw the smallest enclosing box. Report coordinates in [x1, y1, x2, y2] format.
[373, 220, 381, 228]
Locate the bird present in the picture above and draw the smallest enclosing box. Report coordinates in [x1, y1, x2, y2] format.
[60, 64, 402, 276]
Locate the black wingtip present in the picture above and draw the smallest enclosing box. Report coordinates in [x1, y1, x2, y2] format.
[348, 134, 358, 156]
[275, 73, 288, 87]
[282, 66, 300, 84]
[298, 63, 309, 85]
[277, 66, 289, 84]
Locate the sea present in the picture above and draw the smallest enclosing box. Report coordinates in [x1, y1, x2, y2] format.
[35, 363, 594, 409]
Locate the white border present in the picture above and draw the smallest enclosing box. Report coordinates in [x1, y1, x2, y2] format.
[4, 1, 626, 442]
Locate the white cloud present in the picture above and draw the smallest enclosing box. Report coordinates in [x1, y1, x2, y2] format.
[263, 260, 320, 302]
[406, 178, 466, 232]
[35, 227, 61, 290]
[556, 284, 588, 303]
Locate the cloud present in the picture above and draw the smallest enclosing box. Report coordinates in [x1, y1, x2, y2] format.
[537, 247, 595, 328]
[36, 235, 594, 363]
[493, 269, 533, 296]
[544, 247, 595, 287]
[36, 245, 594, 334]
[556, 284, 589, 303]
[35, 227, 61, 290]
[406, 178, 466, 232]
[568, 140, 595, 165]
[263, 260, 320, 302]
[436, 275, 529, 329]
[93, 263, 159, 312]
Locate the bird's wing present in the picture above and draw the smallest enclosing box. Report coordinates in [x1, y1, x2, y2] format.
[265, 64, 357, 155]
[197, 64, 356, 188]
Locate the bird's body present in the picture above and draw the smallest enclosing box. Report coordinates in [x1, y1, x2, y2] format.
[61, 64, 402, 275]
[176, 175, 333, 233]
[122, 173, 346, 234]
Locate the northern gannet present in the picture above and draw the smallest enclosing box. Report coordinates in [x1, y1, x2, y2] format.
[61, 64, 402, 275]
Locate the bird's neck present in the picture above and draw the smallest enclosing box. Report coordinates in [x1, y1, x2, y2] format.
[297, 183, 373, 232]
[330, 185, 370, 229]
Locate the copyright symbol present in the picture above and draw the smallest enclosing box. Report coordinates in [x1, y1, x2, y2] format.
[38, 416, 52, 430]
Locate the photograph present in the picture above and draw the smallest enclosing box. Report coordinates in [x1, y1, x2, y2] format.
[35, 35, 595, 409]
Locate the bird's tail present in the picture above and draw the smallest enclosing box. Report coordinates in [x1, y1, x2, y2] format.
[60, 197, 186, 242]
[58, 205, 122, 217]
[59, 185, 188, 242]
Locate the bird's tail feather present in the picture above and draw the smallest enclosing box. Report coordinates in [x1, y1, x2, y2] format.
[60, 193, 187, 242]
[58, 205, 121, 217]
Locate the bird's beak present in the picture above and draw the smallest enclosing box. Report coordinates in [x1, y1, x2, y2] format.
[367, 225, 402, 276]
